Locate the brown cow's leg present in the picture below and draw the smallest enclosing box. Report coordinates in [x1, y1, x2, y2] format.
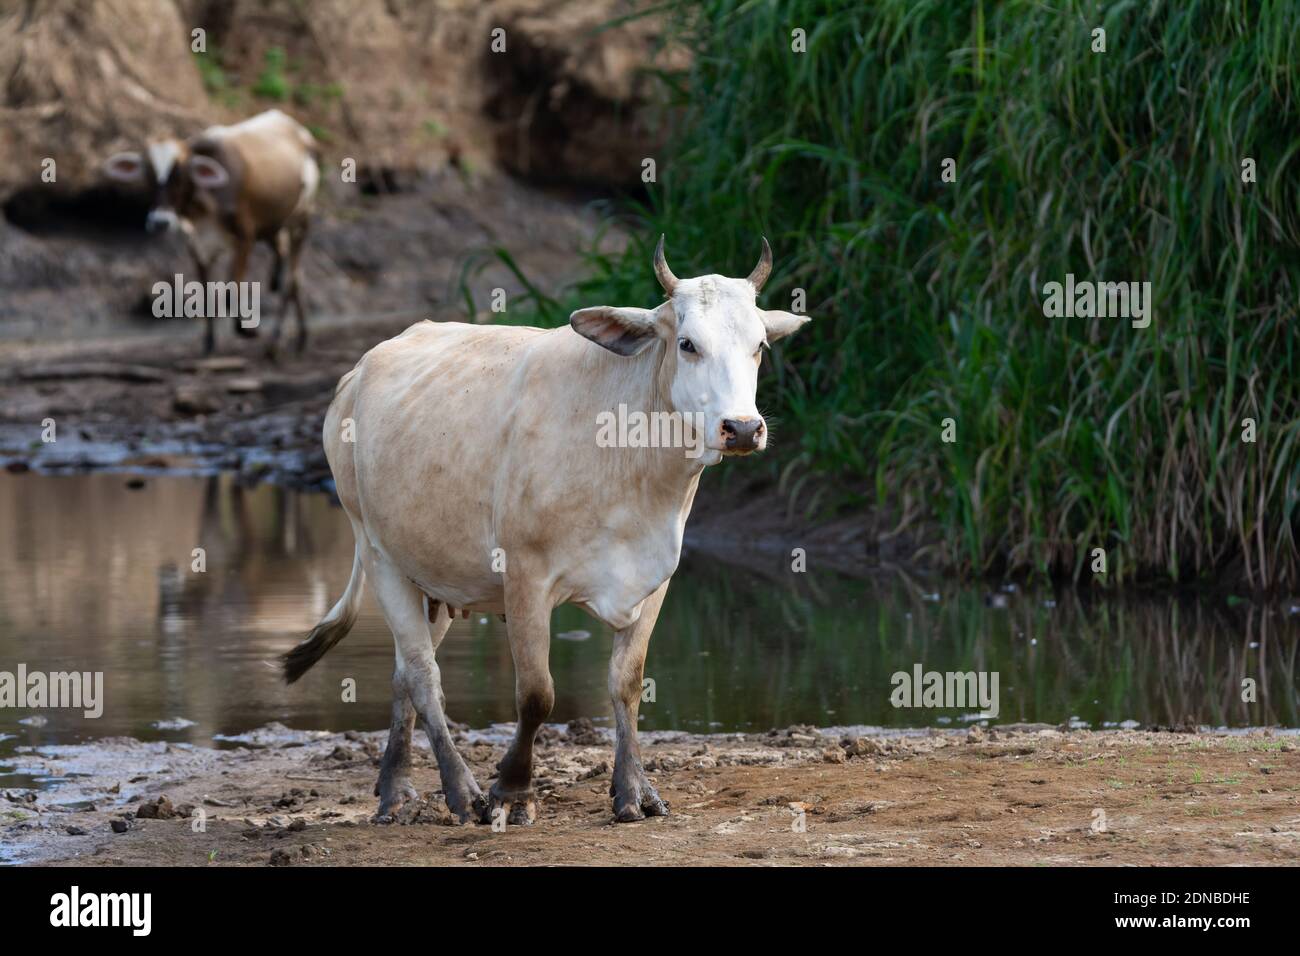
[608, 581, 670, 822]
[229, 234, 258, 339]
[267, 222, 309, 357]
[489, 581, 554, 826]
[266, 231, 290, 359]
[186, 248, 216, 355]
[288, 220, 309, 352]
[268, 238, 284, 293]
[367, 555, 486, 823]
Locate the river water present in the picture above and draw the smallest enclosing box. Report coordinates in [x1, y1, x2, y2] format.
[0, 472, 1296, 784]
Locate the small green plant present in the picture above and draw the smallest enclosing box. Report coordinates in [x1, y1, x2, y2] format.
[194, 49, 244, 109]
[194, 51, 227, 94]
[253, 47, 289, 101]
[293, 81, 344, 108]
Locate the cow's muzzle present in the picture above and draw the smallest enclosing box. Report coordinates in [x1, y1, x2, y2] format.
[721, 417, 765, 454]
[145, 209, 179, 234]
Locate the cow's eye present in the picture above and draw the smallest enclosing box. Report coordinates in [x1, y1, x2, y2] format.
[678, 338, 697, 354]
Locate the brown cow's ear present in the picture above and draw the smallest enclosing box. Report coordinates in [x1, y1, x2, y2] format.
[570, 306, 660, 356]
[189, 154, 230, 190]
[759, 309, 811, 343]
[103, 152, 146, 183]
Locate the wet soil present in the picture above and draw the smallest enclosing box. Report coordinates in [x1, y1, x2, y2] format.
[5, 723, 1297, 866]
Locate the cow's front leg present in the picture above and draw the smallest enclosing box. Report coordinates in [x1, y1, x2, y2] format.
[228, 232, 258, 339]
[488, 582, 554, 826]
[187, 250, 216, 355]
[608, 582, 670, 822]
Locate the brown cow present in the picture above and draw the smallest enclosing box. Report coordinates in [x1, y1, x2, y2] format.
[103, 109, 319, 354]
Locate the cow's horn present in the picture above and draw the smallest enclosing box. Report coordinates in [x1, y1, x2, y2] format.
[654, 234, 678, 296]
[747, 236, 773, 292]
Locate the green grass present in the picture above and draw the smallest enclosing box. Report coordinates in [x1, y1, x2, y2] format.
[252, 47, 290, 101]
[514, 0, 1300, 590]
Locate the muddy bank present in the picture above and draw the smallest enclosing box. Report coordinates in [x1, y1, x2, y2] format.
[5, 722, 1297, 866]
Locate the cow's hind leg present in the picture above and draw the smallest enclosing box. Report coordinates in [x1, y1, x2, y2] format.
[488, 580, 554, 826]
[608, 582, 670, 822]
[375, 596, 462, 817]
[367, 556, 486, 823]
[373, 669, 419, 819]
[267, 224, 308, 359]
[287, 218, 309, 352]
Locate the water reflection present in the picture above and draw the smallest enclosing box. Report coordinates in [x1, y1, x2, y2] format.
[0, 473, 1296, 766]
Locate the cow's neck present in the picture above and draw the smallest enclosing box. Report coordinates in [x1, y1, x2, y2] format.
[599, 340, 706, 515]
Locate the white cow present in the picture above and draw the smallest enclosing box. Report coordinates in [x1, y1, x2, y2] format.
[283, 237, 811, 824]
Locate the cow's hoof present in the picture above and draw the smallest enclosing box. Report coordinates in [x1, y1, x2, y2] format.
[374, 778, 419, 819]
[444, 787, 488, 825]
[612, 778, 669, 823]
[482, 784, 537, 827]
[614, 802, 645, 823]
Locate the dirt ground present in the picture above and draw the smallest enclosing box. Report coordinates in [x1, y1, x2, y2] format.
[5, 722, 1297, 866]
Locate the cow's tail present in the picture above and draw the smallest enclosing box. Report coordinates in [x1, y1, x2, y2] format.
[281, 543, 365, 684]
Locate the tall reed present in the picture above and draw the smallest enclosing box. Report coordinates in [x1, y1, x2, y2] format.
[524, 0, 1300, 588]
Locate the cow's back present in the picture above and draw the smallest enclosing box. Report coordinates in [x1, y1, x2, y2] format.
[327, 320, 549, 606]
[196, 110, 317, 230]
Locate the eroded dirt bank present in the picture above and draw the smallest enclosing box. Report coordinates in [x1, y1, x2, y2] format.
[5, 723, 1297, 866]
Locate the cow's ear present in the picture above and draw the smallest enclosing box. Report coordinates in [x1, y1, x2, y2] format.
[570, 306, 660, 356]
[189, 154, 230, 190]
[103, 151, 146, 183]
[759, 309, 811, 343]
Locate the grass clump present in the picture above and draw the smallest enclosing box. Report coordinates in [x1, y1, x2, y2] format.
[252, 46, 289, 101]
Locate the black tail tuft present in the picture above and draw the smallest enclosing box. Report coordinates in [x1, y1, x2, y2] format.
[281, 617, 350, 684]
